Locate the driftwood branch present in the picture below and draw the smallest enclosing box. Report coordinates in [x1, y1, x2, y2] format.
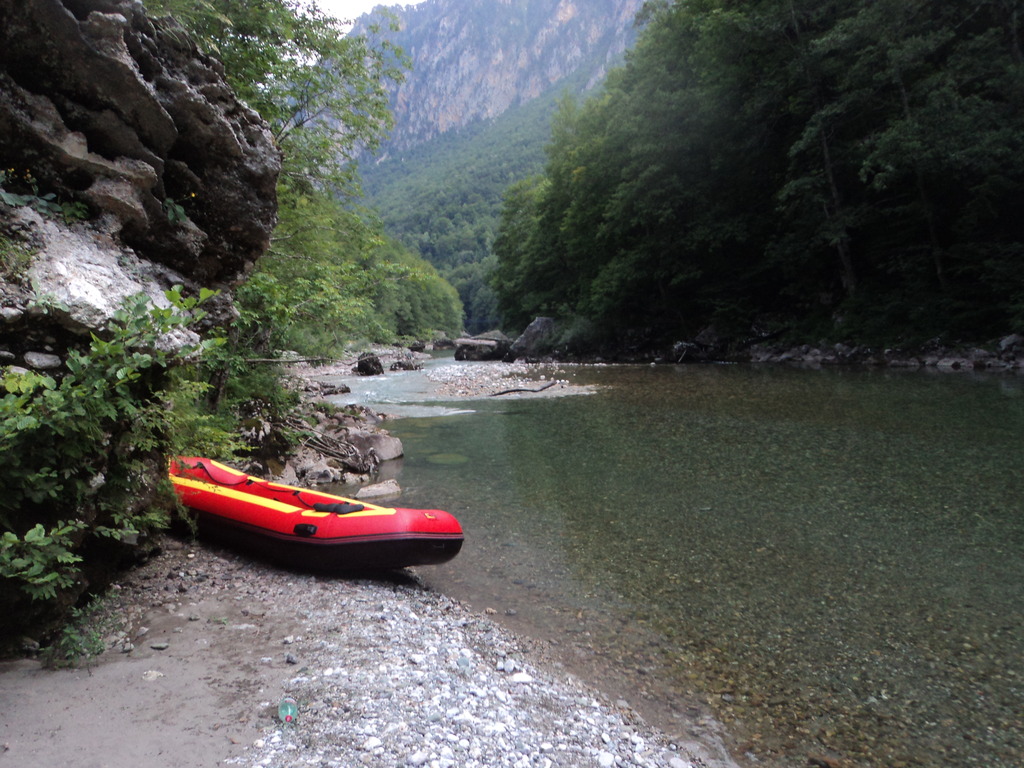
[489, 381, 557, 397]
[246, 357, 333, 364]
[284, 417, 378, 473]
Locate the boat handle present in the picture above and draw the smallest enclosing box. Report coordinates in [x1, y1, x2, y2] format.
[312, 501, 365, 515]
[293, 523, 318, 537]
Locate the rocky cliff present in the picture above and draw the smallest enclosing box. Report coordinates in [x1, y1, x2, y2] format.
[357, 0, 645, 153]
[0, 0, 280, 293]
[1, 0, 280, 368]
[0, 0, 280, 645]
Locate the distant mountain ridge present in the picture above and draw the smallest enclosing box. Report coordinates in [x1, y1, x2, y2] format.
[351, 0, 646, 333]
[355, 0, 645, 154]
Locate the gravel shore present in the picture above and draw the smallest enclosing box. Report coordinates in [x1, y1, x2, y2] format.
[287, 355, 599, 401]
[422, 360, 598, 400]
[221, 554, 737, 768]
[0, 537, 738, 768]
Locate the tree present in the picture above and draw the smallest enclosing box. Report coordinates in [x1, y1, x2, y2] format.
[492, 176, 549, 330]
[149, 0, 406, 196]
[492, 0, 1024, 347]
[148, 1, 465, 355]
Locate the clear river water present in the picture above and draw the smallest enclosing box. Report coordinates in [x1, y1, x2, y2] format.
[328, 359, 1023, 768]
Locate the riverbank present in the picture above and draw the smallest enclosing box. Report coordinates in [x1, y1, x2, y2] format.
[0, 358, 738, 768]
[0, 535, 737, 768]
[285, 352, 599, 400]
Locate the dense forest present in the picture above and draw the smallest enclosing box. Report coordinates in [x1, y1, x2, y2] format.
[358, 0, 645, 334]
[492, 0, 1024, 350]
[363, 87, 563, 333]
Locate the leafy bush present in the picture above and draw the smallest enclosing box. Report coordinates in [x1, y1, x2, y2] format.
[0, 521, 86, 602]
[40, 600, 113, 669]
[0, 288, 222, 621]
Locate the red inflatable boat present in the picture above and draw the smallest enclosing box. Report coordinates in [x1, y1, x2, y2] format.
[170, 457, 463, 571]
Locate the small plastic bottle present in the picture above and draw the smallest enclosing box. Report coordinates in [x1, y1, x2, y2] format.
[278, 696, 298, 724]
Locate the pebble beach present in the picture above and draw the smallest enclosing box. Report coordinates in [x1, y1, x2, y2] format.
[0, 536, 739, 768]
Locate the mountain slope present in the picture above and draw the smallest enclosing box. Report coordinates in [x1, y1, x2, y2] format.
[354, 0, 646, 331]
[357, 0, 645, 154]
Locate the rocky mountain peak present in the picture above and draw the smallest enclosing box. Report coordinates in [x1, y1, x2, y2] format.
[357, 0, 646, 153]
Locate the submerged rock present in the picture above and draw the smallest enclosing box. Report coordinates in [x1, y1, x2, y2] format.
[355, 479, 401, 499]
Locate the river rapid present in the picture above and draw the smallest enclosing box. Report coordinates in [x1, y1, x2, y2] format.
[325, 358, 1023, 768]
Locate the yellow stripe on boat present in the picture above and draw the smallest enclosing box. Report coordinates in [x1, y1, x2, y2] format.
[171, 475, 397, 517]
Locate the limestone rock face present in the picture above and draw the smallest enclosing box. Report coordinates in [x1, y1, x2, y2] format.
[0, 0, 280, 644]
[18, 207, 198, 348]
[0, 0, 280, 287]
[1, 0, 280, 366]
[355, 0, 646, 153]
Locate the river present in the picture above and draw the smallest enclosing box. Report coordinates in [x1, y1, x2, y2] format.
[327, 358, 1023, 768]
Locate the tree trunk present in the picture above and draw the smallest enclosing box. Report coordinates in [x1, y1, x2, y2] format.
[895, 69, 948, 291]
[819, 128, 858, 296]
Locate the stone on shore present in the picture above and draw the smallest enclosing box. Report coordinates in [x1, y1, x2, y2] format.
[355, 479, 401, 499]
[505, 317, 557, 362]
[454, 331, 512, 361]
[343, 428, 404, 462]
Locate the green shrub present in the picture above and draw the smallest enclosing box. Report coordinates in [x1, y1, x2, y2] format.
[0, 288, 222, 620]
[40, 600, 113, 669]
[0, 521, 86, 602]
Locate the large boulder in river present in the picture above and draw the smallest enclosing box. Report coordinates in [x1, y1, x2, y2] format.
[505, 317, 557, 361]
[455, 330, 512, 361]
[355, 352, 385, 376]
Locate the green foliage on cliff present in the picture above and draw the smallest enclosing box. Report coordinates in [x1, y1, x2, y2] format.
[150, 0, 464, 348]
[362, 91, 559, 333]
[235, 196, 462, 353]
[0, 290, 220, 610]
[151, 0, 403, 195]
[492, 0, 1024, 345]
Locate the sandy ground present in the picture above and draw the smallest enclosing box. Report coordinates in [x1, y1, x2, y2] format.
[0, 539, 289, 768]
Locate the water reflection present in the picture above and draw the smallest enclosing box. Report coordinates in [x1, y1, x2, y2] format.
[350, 363, 1024, 767]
